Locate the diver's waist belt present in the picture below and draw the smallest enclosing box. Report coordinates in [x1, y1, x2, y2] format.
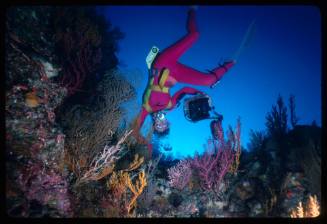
[150, 84, 169, 93]
[143, 84, 172, 113]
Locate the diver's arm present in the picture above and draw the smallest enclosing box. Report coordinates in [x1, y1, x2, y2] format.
[131, 107, 153, 156]
[135, 107, 148, 132]
[171, 87, 205, 108]
[132, 107, 149, 144]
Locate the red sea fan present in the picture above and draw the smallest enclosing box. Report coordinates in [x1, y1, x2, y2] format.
[191, 119, 239, 192]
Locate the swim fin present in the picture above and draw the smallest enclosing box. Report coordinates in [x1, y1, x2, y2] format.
[209, 60, 235, 88]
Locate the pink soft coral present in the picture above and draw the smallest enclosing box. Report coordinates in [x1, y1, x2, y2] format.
[167, 159, 192, 190]
[191, 119, 240, 192]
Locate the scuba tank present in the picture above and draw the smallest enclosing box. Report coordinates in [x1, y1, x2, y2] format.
[146, 46, 160, 70]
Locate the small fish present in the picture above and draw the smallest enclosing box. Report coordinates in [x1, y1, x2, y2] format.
[25, 91, 41, 108]
[163, 144, 172, 151]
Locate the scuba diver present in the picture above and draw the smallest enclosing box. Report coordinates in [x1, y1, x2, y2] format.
[133, 7, 236, 153]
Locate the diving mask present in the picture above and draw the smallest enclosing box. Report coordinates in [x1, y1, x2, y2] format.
[154, 111, 166, 121]
[153, 111, 168, 132]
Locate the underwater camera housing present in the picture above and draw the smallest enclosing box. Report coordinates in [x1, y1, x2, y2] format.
[183, 94, 213, 122]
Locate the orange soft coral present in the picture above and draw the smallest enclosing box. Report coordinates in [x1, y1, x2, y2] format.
[25, 91, 41, 108]
[290, 195, 320, 218]
[126, 170, 147, 215]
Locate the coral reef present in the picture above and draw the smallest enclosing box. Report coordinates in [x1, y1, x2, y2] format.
[191, 119, 241, 192]
[16, 162, 73, 216]
[290, 195, 320, 218]
[5, 6, 321, 218]
[126, 170, 147, 215]
[5, 6, 135, 218]
[167, 159, 192, 190]
[52, 7, 123, 96]
[76, 130, 132, 185]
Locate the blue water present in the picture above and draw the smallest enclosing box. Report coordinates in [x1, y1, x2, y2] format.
[99, 6, 321, 159]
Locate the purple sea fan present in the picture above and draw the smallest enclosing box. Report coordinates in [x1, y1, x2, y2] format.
[167, 159, 192, 190]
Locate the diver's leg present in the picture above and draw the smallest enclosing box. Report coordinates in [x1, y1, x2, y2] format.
[172, 61, 235, 87]
[187, 8, 197, 33]
[172, 62, 217, 86]
[154, 9, 199, 65]
[211, 61, 235, 81]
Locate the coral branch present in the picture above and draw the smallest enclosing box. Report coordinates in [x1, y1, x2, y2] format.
[168, 160, 192, 190]
[126, 170, 147, 215]
[191, 119, 241, 192]
[122, 154, 144, 172]
[77, 130, 132, 184]
[290, 195, 320, 218]
[229, 118, 242, 174]
[54, 9, 103, 95]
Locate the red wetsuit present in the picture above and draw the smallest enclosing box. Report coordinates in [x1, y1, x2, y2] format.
[134, 9, 235, 145]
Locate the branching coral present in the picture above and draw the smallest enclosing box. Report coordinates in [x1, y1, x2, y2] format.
[126, 170, 147, 215]
[61, 151, 88, 179]
[305, 195, 320, 217]
[191, 119, 241, 192]
[52, 7, 124, 96]
[76, 130, 132, 185]
[167, 160, 192, 190]
[228, 118, 242, 174]
[107, 171, 129, 200]
[166, 120, 241, 195]
[63, 105, 120, 175]
[53, 7, 102, 95]
[290, 195, 320, 218]
[122, 154, 145, 172]
[103, 153, 146, 217]
[62, 69, 136, 178]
